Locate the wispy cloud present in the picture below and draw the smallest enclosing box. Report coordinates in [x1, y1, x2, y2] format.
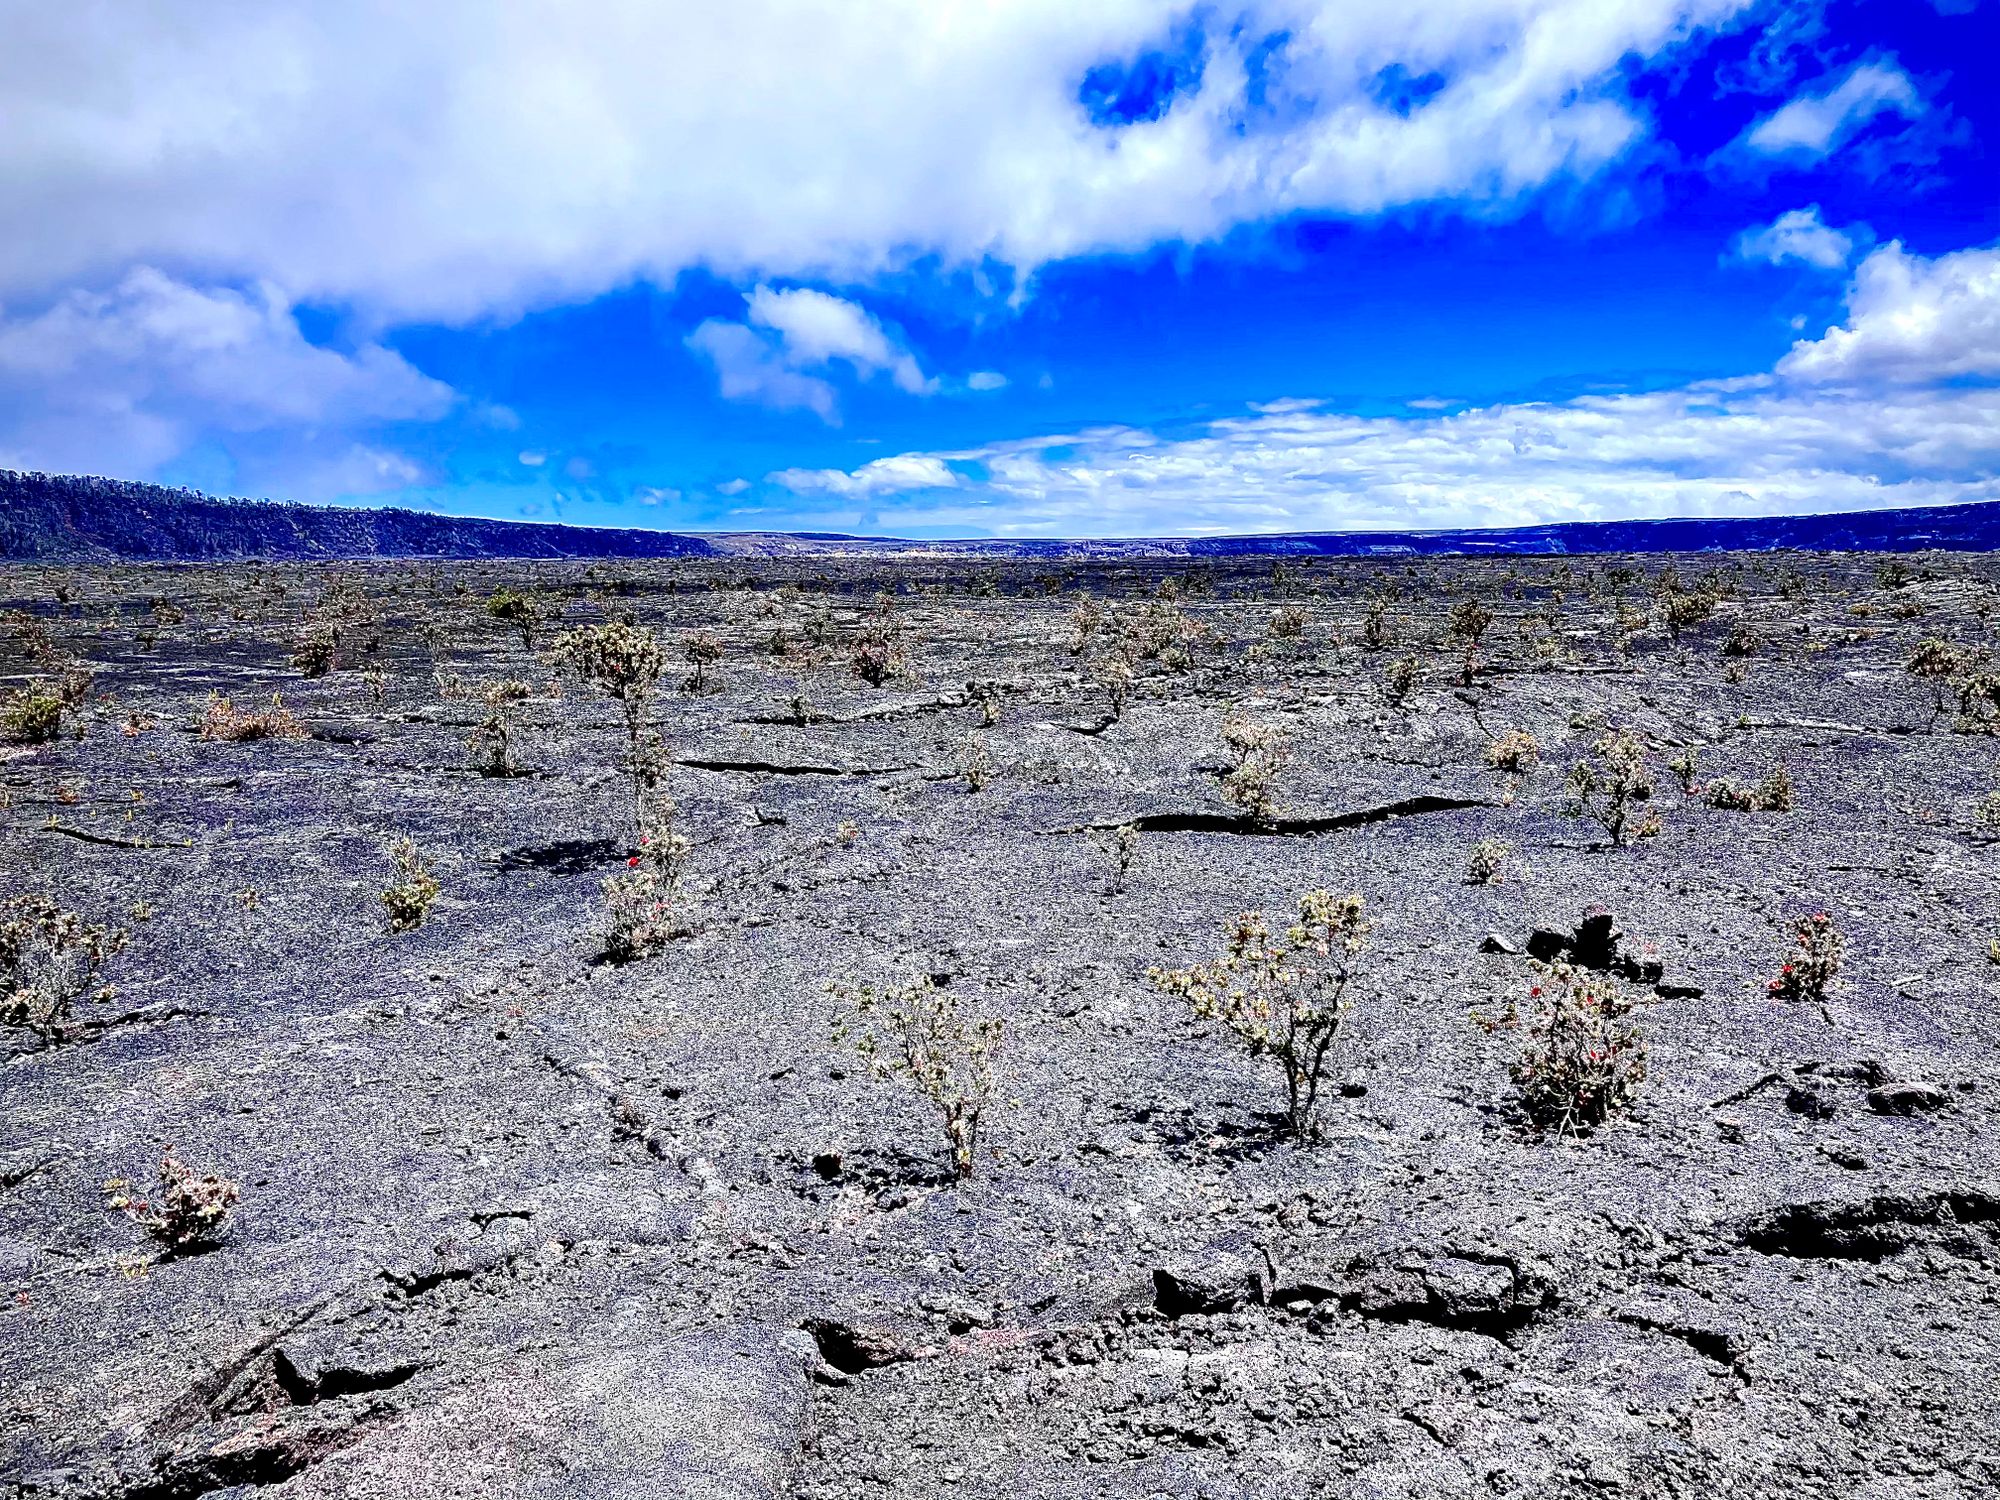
[1730, 205, 1860, 270]
[1738, 59, 1924, 160]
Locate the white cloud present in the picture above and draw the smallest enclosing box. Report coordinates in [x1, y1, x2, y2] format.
[766, 242, 2000, 536]
[0, 267, 453, 482]
[691, 286, 934, 421]
[1740, 60, 1923, 159]
[633, 485, 679, 506]
[967, 370, 1009, 392]
[715, 477, 752, 496]
[685, 317, 838, 422]
[747, 286, 933, 395]
[0, 1, 1756, 322]
[1731, 205, 1857, 270]
[518, 449, 547, 467]
[1780, 241, 2000, 382]
[770, 454, 961, 497]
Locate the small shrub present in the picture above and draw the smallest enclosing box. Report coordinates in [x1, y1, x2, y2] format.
[966, 679, 1001, 727]
[291, 622, 337, 678]
[1149, 890, 1370, 1141]
[682, 630, 722, 693]
[199, 691, 306, 742]
[602, 793, 690, 961]
[1768, 912, 1843, 1003]
[1383, 654, 1420, 705]
[1446, 597, 1495, 684]
[1093, 822, 1140, 895]
[1219, 718, 1289, 824]
[0, 682, 63, 744]
[1722, 618, 1762, 657]
[467, 678, 531, 776]
[960, 734, 994, 792]
[1906, 638, 1972, 716]
[1485, 730, 1541, 775]
[1564, 730, 1661, 846]
[1704, 764, 1793, 812]
[105, 1149, 240, 1252]
[1361, 596, 1390, 651]
[0, 895, 127, 1042]
[486, 587, 545, 650]
[1666, 746, 1700, 794]
[1269, 607, 1306, 640]
[1467, 837, 1511, 885]
[381, 837, 441, 932]
[831, 976, 1003, 1181]
[1092, 654, 1135, 719]
[1068, 598, 1104, 655]
[1491, 960, 1646, 1136]
[552, 622, 667, 828]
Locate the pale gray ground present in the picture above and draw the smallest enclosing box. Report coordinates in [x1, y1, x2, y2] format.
[2, 552, 1997, 1499]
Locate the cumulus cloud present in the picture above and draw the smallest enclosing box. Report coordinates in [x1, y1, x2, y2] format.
[0, 267, 453, 483]
[689, 286, 934, 421]
[766, 241, 2000, 536]
[1780, 241, 2000, 382]
[0, 1, 1756, 322]
[967, 371, 1009, 392]
[1739, 60, 1923, 159]
[1731, 206, 1858, 270]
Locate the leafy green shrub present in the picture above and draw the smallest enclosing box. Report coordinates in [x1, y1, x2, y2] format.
[1149, 890, 1370, 1141]
[682, 629, 722, 693]
[486, 587, 546, 650]
[0, 682, 63, 744]
[831, 975, 1003, 1181]
[1704, 764, 1793, 812]
[602, 793, 691, 961]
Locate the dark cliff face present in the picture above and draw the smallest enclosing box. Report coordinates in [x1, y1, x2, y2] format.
[3, 466, 1994, 561]
[0, 471, 716, 562]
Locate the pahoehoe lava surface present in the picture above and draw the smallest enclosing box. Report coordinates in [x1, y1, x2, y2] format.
[4, 549, 1999, 1498]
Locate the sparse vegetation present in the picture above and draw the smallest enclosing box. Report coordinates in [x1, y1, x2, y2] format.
[1150, 889, 1370, 1141]
[199, 691, 306, 742]
[831, 975, 1003, 1181]
[105, 1149, 241, 1252]
[1564, 730, 1661, 845]
[381, 837, 441, 932]
[1489, 960, 1647, 1136]
[1468, 837, 1511, 885]
[0, 894, 127, 1042]
[1218, 717, 1289, 824]
[1768, 912, 1844, 1003]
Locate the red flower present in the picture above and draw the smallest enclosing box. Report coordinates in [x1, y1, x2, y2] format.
[627, 855, 640, 868]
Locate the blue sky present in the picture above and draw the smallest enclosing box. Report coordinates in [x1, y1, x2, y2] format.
[0, 0, 1996, 537]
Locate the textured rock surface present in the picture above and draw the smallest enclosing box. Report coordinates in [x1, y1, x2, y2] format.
[3, 550, 1998, 1498]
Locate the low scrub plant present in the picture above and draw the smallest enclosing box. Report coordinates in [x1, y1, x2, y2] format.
[1383, 654, 1420, 705]
[0, 682, 63, 744]
[1485, 730, 1541, 775]
[1219, 717, 1289, 824]
[1093, 821, 1140, 895]
[959, 734, 994, 792]
[467, 678, 531, 776]
[199, 691, 306, 742]
[830, 975, 1003, 1182]
[552, 622, 667, 828]
[105, 1149, 240, 1252]
[1488, 960, 1647, 1136]
[0, 895, 127, 1043]
[1703, 764, 1793, 812]
[1149, 889, 1370, 1141]
[381, 838, 441, 932]
[1468, 837, 1511, 885]
[602, 792, 691, 961]
[682, 630, 722, 693]
[486, 587, 546, 650]
[1768, 912, 1843, 1003]
[1446, 596, 1495, 684]
[1564, 730, 1661, 846]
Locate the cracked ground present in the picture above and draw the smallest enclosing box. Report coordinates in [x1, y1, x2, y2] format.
[3, 551, 1998, 1499]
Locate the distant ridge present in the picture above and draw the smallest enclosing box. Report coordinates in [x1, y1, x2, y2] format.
[3, 468, 1995, 562]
